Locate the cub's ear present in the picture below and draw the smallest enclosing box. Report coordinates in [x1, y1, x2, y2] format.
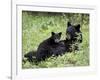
[51, 32, 55, 35]
[59, 32, 62, 35]
[75, 24, 80, 31]
[67, 22, 71, 27]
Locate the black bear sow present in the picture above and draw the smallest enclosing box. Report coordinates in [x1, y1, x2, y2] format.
[64, 22, 83, 52]
[35, 32, 64, 61]
[66, 22, 82, 43]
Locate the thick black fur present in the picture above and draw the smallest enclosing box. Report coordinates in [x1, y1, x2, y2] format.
[64, 22, 83, 51]
[66, 22, 82, 43]
[35, 32, 66, 61]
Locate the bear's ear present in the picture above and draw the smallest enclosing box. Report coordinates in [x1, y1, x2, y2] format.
[51, 32, 55, 35]
[75, 24, 80, 31]
[67, 22, 71, 27]
[59, 32, 62, 36]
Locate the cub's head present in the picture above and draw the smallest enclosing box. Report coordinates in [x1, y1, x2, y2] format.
[51, 32, 62, 43]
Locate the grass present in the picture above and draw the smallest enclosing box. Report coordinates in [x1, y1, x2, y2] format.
[22, 11, 89, 69]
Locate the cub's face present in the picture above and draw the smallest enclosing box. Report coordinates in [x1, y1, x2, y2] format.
[51, 32, 62, 43]
[66, 22, 82, 43]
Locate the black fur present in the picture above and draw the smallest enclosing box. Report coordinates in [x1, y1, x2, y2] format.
[66, 22, 82, 43]
[65, 22, 83, 51]
[35, 32, 66, 61]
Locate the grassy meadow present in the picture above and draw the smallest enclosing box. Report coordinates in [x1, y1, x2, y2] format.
[22, 11, 89, 69]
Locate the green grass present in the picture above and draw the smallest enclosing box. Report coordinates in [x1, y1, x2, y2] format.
[22, 11, 89, 69]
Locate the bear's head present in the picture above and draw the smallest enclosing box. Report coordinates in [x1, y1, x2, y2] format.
[66, 22, 82, 43]
[51, 32, 62, 43]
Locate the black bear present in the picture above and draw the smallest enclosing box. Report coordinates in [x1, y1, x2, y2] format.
[65, 22, 82, 51]
[35, 32, 66, 61]
[66, 22, 82, 43]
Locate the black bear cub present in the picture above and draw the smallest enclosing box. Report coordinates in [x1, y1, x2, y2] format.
[35, 32, 66, 61]
[65, 22, 82, 52]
